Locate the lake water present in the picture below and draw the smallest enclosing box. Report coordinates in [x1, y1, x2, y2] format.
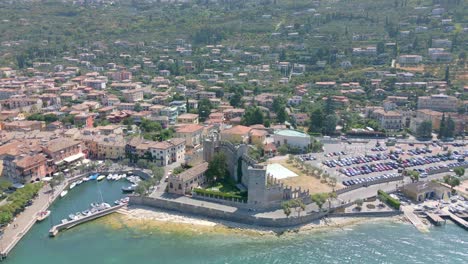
[3, 180, 468, 264]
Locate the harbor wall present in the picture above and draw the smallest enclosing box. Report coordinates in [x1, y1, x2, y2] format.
[130, 196, 332, 228]
[330, 211, 402, 218]
[49, 204, 126, 236]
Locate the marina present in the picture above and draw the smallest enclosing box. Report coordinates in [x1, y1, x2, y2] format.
[49, 203, 126, 237]
[0, 171, 137, 261]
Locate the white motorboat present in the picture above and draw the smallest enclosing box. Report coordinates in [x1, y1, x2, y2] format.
[60, 190, 68, 198]
[36, 210, 51, 222]
[76, 180, 83, 185]
[68, 214, 78, 221]
[69, 182, 77, 189]
[97, 175, 106, 181]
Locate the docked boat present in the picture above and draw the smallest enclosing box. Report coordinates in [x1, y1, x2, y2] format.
[114, 200, 122, 205]
[76, 180, 83, 185]
[36, 210, 51, 222]
[82, 176, 90, 182]
[122, 185, 136, 193]
[60, 190, 68, 198]
[88, 174, 99, 180]
[68, 214, 78, 221]
[107, 174, 113, 180]
[97, 175, 106, 181]
[69, 182, 77, 189]
[120, 197, 129, 204]
[82, 210, 91, 216]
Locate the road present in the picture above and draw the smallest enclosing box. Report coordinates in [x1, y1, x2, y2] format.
[0, 183, 63, 257]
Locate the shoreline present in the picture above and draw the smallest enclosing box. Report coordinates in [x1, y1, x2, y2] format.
[99, 205, 407, 237]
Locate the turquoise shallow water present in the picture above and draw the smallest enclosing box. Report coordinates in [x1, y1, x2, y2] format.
[4, 180, 468, 264]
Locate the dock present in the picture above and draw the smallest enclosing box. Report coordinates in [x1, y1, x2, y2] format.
[0, 180, 70, 261]
[442, 211, 468, 231]
[425, 212, 445, 226]
[402, 206, 429, 232]
[49, 204, 126, 237]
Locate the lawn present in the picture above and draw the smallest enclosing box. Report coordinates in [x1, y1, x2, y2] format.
[205, 177, 247, 198]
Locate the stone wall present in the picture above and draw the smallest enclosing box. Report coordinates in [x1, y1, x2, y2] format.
[192, 193, 248, 208]
[330, 211, 402, 218]
[336, 175, 404, 195]
[130, 196, 329, 228]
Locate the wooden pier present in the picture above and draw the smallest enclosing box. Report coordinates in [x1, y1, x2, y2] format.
[49, 204, 126, 237]
[443, 212, 468, 230]
[425, 213, 445, 226]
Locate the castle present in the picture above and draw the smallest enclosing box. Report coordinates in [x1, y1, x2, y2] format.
[203, 135, 310, 209]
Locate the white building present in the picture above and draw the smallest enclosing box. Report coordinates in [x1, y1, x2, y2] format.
[149, 138, 186, 167]
[273, 130, 311, 151]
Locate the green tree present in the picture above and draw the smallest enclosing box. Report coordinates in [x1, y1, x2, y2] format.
[454, 167, 465, 177]
[241, 106, 264, 126]
[206, 153, 228, 183]
[445, 116, 455, 138]
[283, 199, 305, 217]
[135, 181, 149, 196]
[443, 175, 460, 192]
[278, 144, 289, 155]
[134, 102, 142, 112]
[229, 92, 243, 108]
[311, 193, 328, 212]
[377, 42, 385, 54]
[276, 108, 287, 123]
[438, 114, 446, 139]
[322, 114, 338, 135]
[324, 97, 335, 115]
[198, 98, 213, 121]
[416, 120, 432, 139]
[272, 97, 286, 114]
[408, 170, 420, 182]
[309, 108, 324, 133]
[444, 66, 450, 84]
[151, 166, 165, 182]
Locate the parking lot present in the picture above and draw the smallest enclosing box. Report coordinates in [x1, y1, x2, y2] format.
[302, 139, 467, 186]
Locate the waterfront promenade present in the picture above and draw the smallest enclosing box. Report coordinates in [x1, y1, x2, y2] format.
[0, 184, 60, 259]
[0, 174, 85, 260]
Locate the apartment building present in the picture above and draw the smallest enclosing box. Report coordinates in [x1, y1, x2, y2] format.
[417, 94, 458, 112]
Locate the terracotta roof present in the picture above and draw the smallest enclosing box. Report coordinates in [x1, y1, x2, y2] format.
[149, 138, 185, 150]
[45, 138, 80, 153]
[176, 124, 204, 133]
[250, 129, 268, 137]
[222, 125, 251, 135]
[177, 113, 199, 119]
[15, 154, 46, 169]
[172, 162, 208, 181]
